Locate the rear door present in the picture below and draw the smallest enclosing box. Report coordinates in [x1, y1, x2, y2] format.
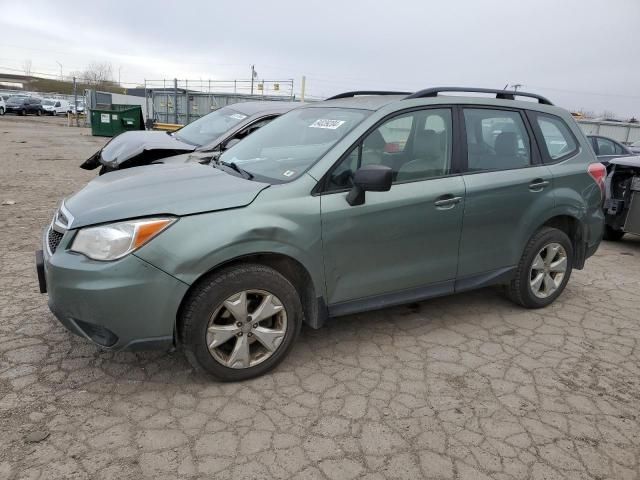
[456, 107, 555, 281]
[320, 107, 465, 309]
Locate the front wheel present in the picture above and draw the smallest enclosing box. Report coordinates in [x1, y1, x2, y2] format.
[36, 109, 42, 116]
[506, 227, 573, 308]
[180, 264, 303, 381]
[0, 107, 4, 115]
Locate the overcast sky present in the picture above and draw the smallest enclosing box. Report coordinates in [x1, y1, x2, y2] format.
[1, 0, 639, 117]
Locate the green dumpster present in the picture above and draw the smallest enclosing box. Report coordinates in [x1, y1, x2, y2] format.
[90, 105, 144, 137]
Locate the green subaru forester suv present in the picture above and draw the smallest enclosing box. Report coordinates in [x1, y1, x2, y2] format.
[37, 87, 605, 381]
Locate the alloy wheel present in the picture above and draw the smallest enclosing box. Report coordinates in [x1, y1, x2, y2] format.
[206, 289, 288, 369]
[529, 242, 567, 299]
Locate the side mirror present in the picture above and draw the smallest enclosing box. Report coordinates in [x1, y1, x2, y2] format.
[346, 165, 392, 206]
[222, 138, 241, 151]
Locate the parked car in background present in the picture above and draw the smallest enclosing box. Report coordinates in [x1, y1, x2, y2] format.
[587, 135, 633, 165]
[602, 155, 640, 240]
[5, 96, 43, 116]
[71, 100, 85, 114]
[38, 87, 605, 381]
[80, 101, 299, 174]
[0, 97, 4, 115]
[628, 140, 640, 154]
[42, 98, 71, 115]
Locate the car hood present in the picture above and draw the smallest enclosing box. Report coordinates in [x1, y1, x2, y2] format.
[80, 130, 197, 171]
[65, 163, 269, 228]
[609, 156, 640, 168]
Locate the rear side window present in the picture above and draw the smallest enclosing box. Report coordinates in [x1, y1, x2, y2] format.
[463, 109, 531, 171]
[596, 137, 617, 156]
[536, 114, 578, 160]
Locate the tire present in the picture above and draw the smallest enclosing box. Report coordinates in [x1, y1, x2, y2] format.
[180, 264, 303, 381]
[36, 109, 41, 116]
[603, 225, 625, 241]
[506, 227, 573, 308]
[0, 107, 4, 115]
[51, 110, 57, 116]
[21, 109, 26, 116]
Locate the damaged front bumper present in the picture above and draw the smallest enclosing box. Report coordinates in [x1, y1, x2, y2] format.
[38, 226, 189, 351]
[604, 157, 640, 236]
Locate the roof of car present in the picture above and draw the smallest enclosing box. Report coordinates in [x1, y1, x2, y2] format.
[308, 88, 561, 114]
[230, 101, 300, 116]
[310, 95, 408, 111]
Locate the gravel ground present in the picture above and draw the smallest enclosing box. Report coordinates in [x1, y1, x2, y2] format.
[1, 116, 639, 480]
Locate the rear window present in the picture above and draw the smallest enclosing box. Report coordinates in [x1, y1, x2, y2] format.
[463, 108, 531, 171]
[536, 114, 578, 160]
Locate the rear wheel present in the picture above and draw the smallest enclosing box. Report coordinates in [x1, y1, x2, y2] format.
[20, 109, 26, 116]
[36, 109, 42, 116]
[507, 227, 573, 308]
[0, 107, 4, 115]
[603, 225, 625, 241]
[180, 264, 303, 381]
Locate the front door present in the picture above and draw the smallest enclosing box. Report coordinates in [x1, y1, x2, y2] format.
[320, 108, 465, 308]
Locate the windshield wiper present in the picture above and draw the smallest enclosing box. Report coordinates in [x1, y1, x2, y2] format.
[219, 160, 253, 179]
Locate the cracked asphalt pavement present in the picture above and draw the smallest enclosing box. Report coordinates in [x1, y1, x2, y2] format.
[1, 116, 639, 479]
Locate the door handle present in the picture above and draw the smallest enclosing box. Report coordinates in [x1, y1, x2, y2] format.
[434, 195, 462, 208]
[529, 179, 550, 191]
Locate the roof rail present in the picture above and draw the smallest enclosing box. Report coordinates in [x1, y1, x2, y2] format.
[404, 87, 553, 105]
[326, 90, 413, 100]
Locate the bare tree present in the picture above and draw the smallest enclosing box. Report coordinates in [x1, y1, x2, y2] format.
[82, 62, 114, 87]
[23, 59, 32, 77]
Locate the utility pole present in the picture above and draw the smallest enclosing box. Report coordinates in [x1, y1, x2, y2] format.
[300, 75, 306, 103]
[56, 61, 63, 80]
[73, 76, 78, 127]
[250, 65, 255, 95]
[173, 78, 178, 124]
[118, 66, 122, 86]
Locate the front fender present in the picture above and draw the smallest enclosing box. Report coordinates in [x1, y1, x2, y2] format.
[135, 186, 324, 297]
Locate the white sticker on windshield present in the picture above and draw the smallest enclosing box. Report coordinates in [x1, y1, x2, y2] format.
[229, 113, 247, 120]
[309, 119, 346, 130]
[283, 170, 296, 177]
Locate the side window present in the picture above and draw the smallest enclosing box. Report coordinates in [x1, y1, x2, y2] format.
[464, 109, 531, 171]
[234, 117, 274, 141]
[55, 101, 61, 107]
[326, 109, 452, 190]
[613, 142, 626, 155]
[596, 137, 616, 156]
[536, 114, 578, 160]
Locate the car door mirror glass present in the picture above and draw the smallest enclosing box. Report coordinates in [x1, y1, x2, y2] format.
[346, 165, 392, 206]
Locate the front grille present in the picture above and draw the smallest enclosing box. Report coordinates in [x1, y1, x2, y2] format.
[48, 228, 64, 254]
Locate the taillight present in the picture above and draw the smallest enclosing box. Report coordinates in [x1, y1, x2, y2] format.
[588, 162, 606, 200]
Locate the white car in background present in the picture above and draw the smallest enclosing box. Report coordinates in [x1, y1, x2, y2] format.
[42, 99, 71, 116]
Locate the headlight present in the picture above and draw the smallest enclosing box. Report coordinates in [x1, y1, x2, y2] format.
[71, 217, 175, 261]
